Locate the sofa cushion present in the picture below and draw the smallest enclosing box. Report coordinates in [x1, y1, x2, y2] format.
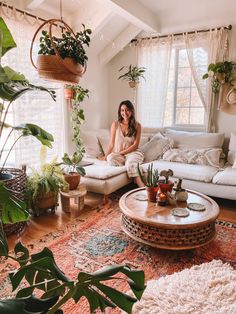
[141, 160, 218, 183]
[227, 132, 236, 165]
[84, 160, 127, 180]
[162, 148, 222, 167]
[212, 166, 236, 185]
[139, 133, 171, 162]
[233, 157, 236, 169]
[165, 129, 224, 149]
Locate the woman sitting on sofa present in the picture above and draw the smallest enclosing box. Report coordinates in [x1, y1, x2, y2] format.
[102, 100, 144, 187]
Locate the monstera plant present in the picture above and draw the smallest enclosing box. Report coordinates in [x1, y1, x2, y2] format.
[0, 228, 145, 314]
[0, 17, 55, 228]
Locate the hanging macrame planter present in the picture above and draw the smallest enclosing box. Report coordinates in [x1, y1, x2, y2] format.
[30, 19, 87, 84]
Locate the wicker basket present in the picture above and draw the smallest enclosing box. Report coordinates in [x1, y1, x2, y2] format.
[1, 168, 27, 236]
[30, 19, 86, 84]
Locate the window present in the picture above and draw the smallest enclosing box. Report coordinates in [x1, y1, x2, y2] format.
[137, 38, 208, 130]
[164, 47, 207, 128]
[1, 18, 65, 169]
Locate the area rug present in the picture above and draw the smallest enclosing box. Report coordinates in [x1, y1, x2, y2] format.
[129, 259, 236, 314]
[0, 191, 236, 313]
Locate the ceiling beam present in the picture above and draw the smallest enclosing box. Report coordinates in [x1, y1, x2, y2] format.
[103, 0, 160, 33]
[26, 0, 46, 11]
[99, 23, 141, 65]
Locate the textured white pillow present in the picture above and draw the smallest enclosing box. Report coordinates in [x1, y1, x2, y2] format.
[162, 148, 222, 167]
[227, 132, 236, 165]
[81, 129, 110, 158]
[165, 129, 224, 149]
[139, 137, 171, 162]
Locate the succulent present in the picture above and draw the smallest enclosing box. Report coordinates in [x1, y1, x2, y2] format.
[159, 169, 174, 184]
[138, 163, 159, 187]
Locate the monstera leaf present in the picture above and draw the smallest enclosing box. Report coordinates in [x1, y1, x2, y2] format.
[0, 182, 29, 225]
[0, 17, 16, 57]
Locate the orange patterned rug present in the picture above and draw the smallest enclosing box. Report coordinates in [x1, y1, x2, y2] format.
[0, 190, 236, 313]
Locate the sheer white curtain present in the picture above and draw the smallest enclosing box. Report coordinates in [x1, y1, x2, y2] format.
[137, 36, 173, 128]
[184, 28, 229, 131]
[0, 9, 65, 168]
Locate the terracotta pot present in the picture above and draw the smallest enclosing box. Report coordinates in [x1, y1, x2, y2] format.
[36, 191, 57, 210]
[64, 88, 75, 100]
[146, 186, 159, 202]
[129, 81, 139, 88]
[158, 180, 174, 193]
[64, 172, 81, 190]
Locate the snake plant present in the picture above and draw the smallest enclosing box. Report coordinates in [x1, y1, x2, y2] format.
[138, 163, 159, 187]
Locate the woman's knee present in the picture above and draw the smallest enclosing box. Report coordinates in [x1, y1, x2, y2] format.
[107, 153, 125, 166]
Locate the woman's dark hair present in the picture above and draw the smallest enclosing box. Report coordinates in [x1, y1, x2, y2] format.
[118, 100, 137, 137]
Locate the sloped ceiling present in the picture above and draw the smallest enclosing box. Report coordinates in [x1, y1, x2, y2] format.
[4, 0, 236, 64]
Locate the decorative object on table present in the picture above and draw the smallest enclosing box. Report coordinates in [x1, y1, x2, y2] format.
[174, 178, 188, 202]
[157, 191, 167, 206]
[26, 159, 67, 216]
[0, 17, 55, 235]
[134, 193, 148, 201]
[171, 207, 190, 217]
[138, 163, 159, 202]
[118, 64, 146, 88]
[187, 203, 206, 211]
[158, 169, 174, 193]
[30, 18, 92, 84]
[166, 192, 177, 205]
[60, 152, 86, 190]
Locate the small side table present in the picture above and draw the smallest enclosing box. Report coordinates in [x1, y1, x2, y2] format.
[60, 183, 87, 213]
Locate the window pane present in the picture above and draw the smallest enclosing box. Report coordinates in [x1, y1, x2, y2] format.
[191, 88, 203, 107]
[176, 88, 190, 107]
[177, 67, 191, 87]
[190, 108, 205, 124]
[176, 108, 189, 124]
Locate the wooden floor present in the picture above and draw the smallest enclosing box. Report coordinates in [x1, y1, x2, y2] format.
[6, 191, 236, 250]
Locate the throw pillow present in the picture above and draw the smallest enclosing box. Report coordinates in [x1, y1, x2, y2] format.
[162, 148, 222, 167]
[164, 129, 225, 149]
[233, 157, 236, 169]
[227, 132, 236, 165]
[139, 136, 172, 162]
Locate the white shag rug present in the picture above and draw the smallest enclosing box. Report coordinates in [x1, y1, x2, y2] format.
[131, 260, 236, 314]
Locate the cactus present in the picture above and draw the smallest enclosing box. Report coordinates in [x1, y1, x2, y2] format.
[138, 163, 159, 187]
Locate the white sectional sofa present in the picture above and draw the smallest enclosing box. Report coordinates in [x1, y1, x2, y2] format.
[81, 129, 236, 201]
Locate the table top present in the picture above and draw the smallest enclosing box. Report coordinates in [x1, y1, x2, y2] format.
[60, 183, 87, 198]
[119, 188, 219, 228]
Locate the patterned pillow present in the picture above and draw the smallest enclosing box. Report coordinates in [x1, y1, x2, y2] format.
[162, 148, 222, 167]
[139, 137, 172, 162]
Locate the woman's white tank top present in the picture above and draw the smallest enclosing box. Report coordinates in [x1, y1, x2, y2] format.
[113, 121, 135, 153]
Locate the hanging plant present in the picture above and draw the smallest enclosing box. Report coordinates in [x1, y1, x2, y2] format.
[30, 20, 92, 84]
[118, 65, 146, 88]
[202, 61, 236, 93]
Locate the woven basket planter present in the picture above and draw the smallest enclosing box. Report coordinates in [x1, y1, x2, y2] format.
[1, 168, 27, 236]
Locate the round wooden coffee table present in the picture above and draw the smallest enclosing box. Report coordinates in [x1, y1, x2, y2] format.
[119, 188, 219, 250]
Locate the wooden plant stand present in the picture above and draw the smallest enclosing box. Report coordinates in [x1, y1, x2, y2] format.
[60, 183, 87, 213]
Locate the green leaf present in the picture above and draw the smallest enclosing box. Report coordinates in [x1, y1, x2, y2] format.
[0, 219, 9, 256]
[0, 17, 16, 57]
[14, 123, 54, 148]
[0, 182, 29, 224]
[3, 66, 27, 81]
[14, 242, 29, 266]
[202, 73, 208, 79]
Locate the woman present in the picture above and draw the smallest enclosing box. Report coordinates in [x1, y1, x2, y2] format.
[104, 100, 144, 187]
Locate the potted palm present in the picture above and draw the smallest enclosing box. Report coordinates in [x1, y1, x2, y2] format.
[0, 17, 55, 234]
[60, 152, 86, 190]
[138, 163, 159, 202]
[26, 160, 68, 216]
[31, 19, 92, 84]
[118, 64, 146, 88]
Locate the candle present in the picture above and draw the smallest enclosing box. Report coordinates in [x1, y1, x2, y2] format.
[159, 193, 166, 202]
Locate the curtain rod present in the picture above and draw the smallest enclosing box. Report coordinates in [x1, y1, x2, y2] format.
[131, 25, 232, 43]
[0, 1, 47, 23]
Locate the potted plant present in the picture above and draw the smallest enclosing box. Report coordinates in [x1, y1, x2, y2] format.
[61, 152, 86, 190]
[118, 64, 146, 88]
[0, 228, 145, 313]
[0, 17, 56, 234]
[159, 169, 174, 193]
[202, 61, 236, 93]
[26, 160, 68, 216]
[31, 19, 92, 84]
[138, 163, 159, 202]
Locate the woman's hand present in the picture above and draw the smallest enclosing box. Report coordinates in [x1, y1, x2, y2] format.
[97, 155, 106, 161]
